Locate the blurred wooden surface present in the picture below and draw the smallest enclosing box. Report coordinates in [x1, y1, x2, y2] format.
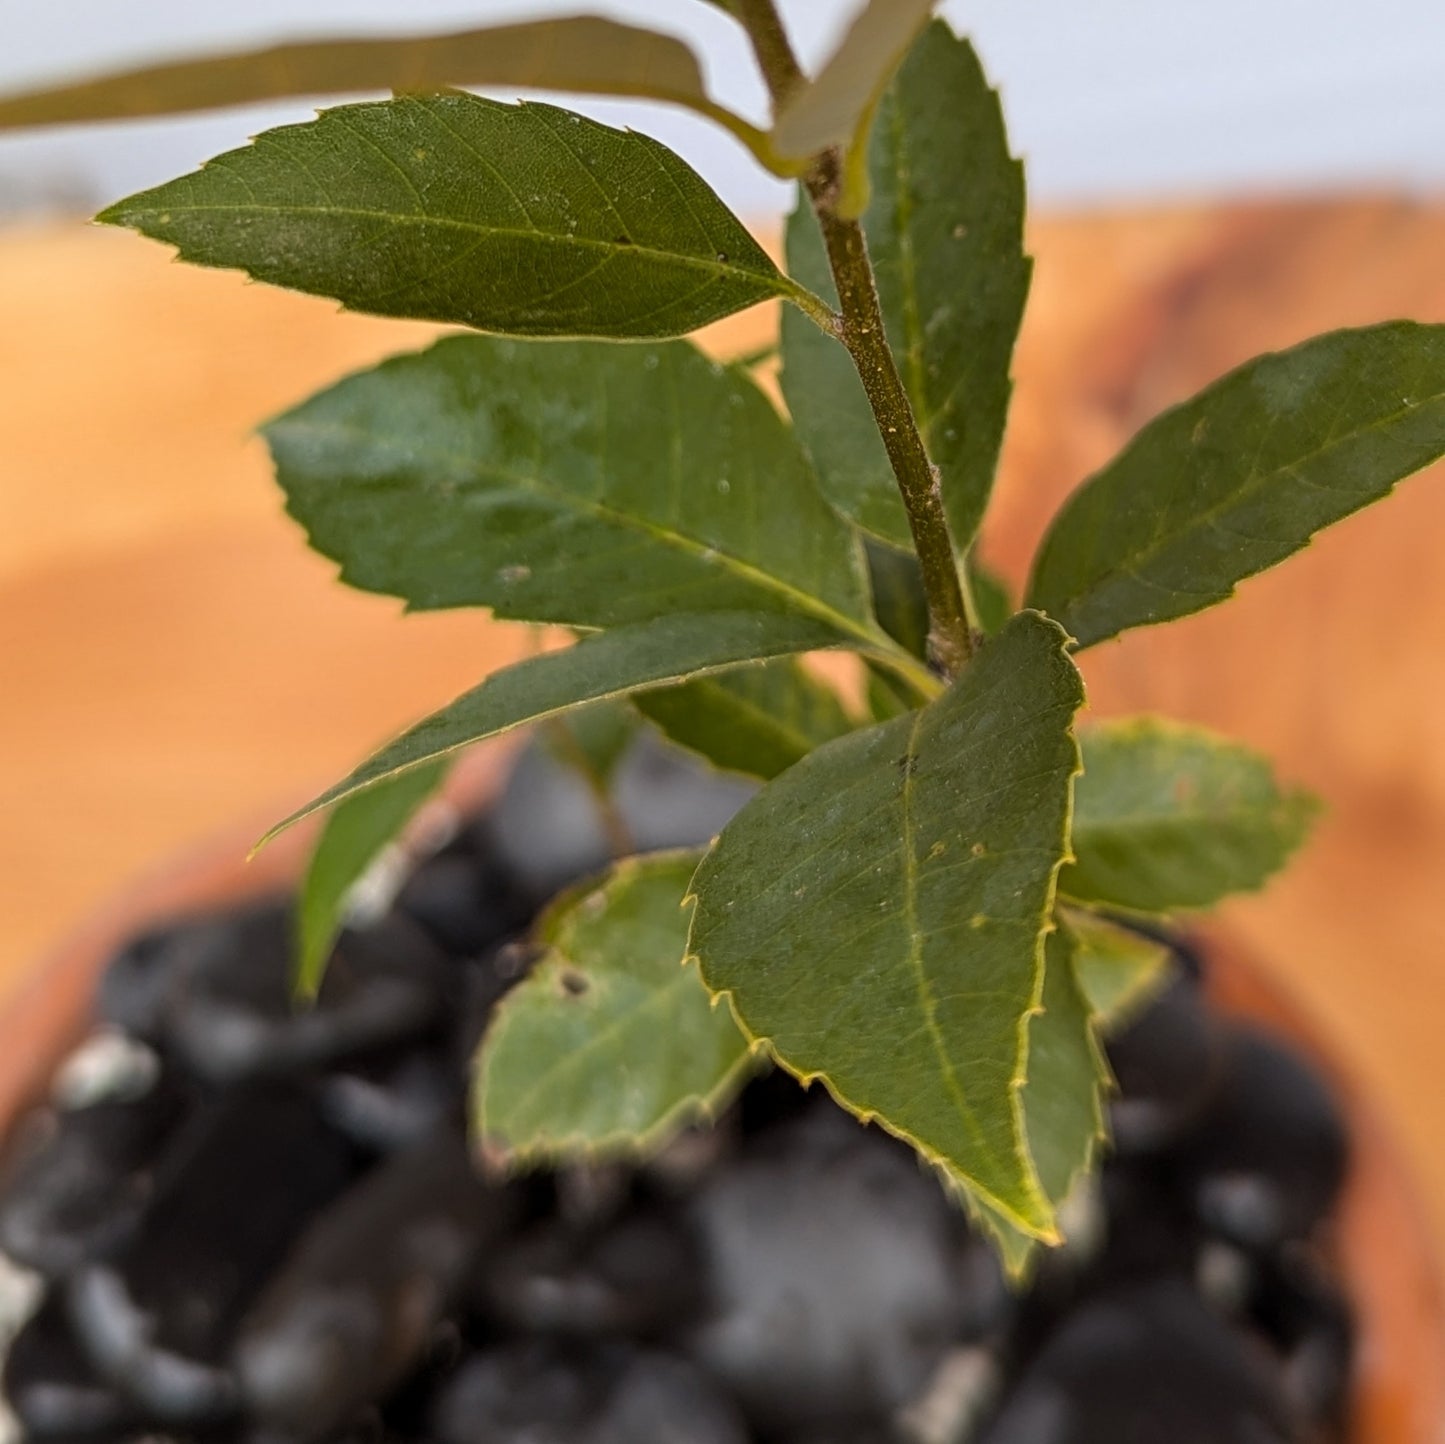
[3, 200, 1445, 1238]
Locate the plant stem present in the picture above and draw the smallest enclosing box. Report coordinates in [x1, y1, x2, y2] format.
[733, 0, 974, 676]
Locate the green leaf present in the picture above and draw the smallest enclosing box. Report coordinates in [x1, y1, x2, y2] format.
[0, 18, 775, 166]
[99, 93, 805, 340]
[293, 761, 449, 999]
[781, 23, 1029, 551]
[864, 666, 917, 723]
[689, 611, 1084, 1237]
[863, 545, 1012, 717]
[782, 206, 904, 543]
[866, 539, 930, 659]
[953, 1184, 1040, 1281]
[261, 611, 845, 845]
[970, 557, 1015, 638]
[634, 658, 854, 780]
[263, 335, 875, 637]
[475, 852, 751, 1164]
[1063, 718, 1321, 914]
[771, 0, 939, 162]
[958, 926, 1109, 1277]
[1024, 928, 1109, 1205]
[1027, 322, 1445, 648]
[1058, 905, 1173, 1027]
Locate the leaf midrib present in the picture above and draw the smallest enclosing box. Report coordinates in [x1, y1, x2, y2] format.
[115, 197, 781, 295]
[898, 709, 997, 1176]
[273, 415, 879, 643]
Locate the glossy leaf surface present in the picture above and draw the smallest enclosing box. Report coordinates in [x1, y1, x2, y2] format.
[1028, 322, 1445, 648]
[689, 612, 1083, 1235]
[294, 761, 449, 998]
[265, 336, 874, 634]
[100, 94, 794, 339]
[782, 23, 1028, 550]
[264, 612, 843, 842]
[1063, 719, 1320, 913]
[475, 852, 750, 1163]
[635, 658, 854, 780]
[0, 18, 764, 159]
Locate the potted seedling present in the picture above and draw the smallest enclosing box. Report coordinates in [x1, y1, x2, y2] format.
[2, 2, 1444, 1440]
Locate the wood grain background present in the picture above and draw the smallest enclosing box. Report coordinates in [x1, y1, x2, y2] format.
[4, 200, 1445, 1239]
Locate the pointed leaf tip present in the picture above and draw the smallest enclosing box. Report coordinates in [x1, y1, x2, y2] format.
[689, 611, 1084, 1236]
[260, 611, 848, 847]
[293, 760, 449, 999]
[1028, 322, 1445, 647]
[101, 94, 787, 339]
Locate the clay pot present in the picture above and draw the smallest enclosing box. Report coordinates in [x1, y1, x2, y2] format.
[1, 757, 1441, 1442]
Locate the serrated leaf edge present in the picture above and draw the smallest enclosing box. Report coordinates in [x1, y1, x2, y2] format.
[473, 850, 754, 1169]
[1067, 714, 1323, 914]
[261, 341, 882, 645]
[684, 616, 1084, 1243]
[1027, 321, 1445, 647]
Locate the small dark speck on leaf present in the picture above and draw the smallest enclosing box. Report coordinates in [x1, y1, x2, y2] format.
[613, 234, 634, 246]
[559, 969, 590, 998]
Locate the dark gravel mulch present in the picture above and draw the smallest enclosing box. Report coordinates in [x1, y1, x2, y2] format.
[0, 736, 1353, 1443]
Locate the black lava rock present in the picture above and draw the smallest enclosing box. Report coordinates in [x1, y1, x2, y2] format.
[483, 729, 756, 902]
[65, 1082, 357, 1424]
[0, 755, 1358, 1444]
[685, 1100, 982, 1434]
[99, 900, 454, 1085]
[1104, 973, 1225, 1156]
[317, 1046, 460, 1156]
[4, 1294, 137, 1439]
[395, 838, 533, 961]
[1182, 1023, 1350, 1251]
[233, 1130, 515, 1440]
[0, 1069, 192, 1277]
[1248, 1246, 1355, 1433]
[429, 1341, 749, 1444]
[980, 1279, 1299, 1444]
[477, 1205, 702, 1341]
